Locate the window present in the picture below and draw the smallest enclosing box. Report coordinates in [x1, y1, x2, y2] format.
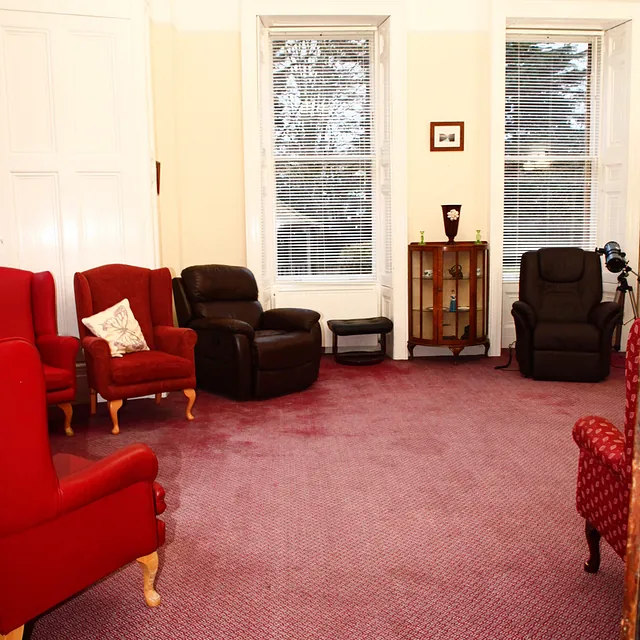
[503, 34, 601, 280]
[267, 33, 376, 281]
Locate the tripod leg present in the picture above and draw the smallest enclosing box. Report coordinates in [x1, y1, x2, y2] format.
[613, 289, 625, 352]
[630, 290, 638, 321]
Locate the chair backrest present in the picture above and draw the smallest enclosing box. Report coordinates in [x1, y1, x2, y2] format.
[519, 248, 603, 323]
[180, 265, 263, 329]
[0, 267, 58, 343]
[624, 319, 640, 466]
[0, 338, 60, 538]
[74, 264, 173, 349]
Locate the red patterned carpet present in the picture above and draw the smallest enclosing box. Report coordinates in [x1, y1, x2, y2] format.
[34, 354, 627, 640]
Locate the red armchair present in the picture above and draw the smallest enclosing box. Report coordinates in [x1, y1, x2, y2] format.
[572, 318, 640, 572]
[0, 267, 79, 436]
[74, 264, 197, 434]
[0, 338, 167, 640]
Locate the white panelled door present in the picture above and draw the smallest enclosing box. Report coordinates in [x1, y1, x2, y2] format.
[0, 8, 155, 336]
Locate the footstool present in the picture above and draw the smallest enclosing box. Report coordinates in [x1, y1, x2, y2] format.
[326, 317, 393, 365]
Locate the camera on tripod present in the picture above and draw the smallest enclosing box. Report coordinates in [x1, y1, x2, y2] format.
[596, 241, 639, 350]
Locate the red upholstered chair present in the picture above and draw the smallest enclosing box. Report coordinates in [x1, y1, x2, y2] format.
[572, 318, 640, 572]
[0, 267, 79, 436]
[0, 338, 167, 640]
[74, 264, 197, 434]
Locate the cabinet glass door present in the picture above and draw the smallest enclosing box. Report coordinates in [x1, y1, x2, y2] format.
[441, 248, 471, 342]
[476, 248, 488, 340]
[411, 249, 435, 341]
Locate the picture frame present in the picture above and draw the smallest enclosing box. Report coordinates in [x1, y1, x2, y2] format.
[430, 121, 465, 152]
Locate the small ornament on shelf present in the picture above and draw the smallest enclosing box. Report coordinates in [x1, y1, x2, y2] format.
[423, 269, 433, 279]
[448, 264, 463, 279]
[449, 291, 457, 312]
[419, 230, 425, 245]
[475, 229, 482, 244]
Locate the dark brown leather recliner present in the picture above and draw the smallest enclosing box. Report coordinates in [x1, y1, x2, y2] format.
[172, 265, 322, 399]
[512, 247, 622, 382]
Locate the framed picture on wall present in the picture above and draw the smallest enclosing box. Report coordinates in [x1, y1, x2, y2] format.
[430, 121, 465, 152]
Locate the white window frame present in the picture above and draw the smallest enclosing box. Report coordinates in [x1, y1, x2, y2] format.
[266, 28, 379, 285]
[241, 0, 408, 358]
[502, 30, 602, 283]
[489, 0, 640, 355]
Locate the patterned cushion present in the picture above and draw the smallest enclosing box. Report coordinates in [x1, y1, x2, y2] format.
[81, 298, 149, 358]
[572, 318, 640, 559]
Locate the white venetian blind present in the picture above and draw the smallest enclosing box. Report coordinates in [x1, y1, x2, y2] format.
[269, 33, 376, 281]
[503, 34, 601, 280]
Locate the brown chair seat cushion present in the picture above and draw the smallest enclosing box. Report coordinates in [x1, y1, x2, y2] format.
[111, 351, 193, 385]
[253, 330, 317, 371]
[43, 364, 74, 392]
[534, 322, 600, 352]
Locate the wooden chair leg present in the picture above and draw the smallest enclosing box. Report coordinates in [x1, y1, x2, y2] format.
[136, 551, 161, 607]
[155, 393, 162, 405]
[90, 389, 97, 415]
[584, 520, 601, 573]
[1, 625, 24, 640]
[183, 388, 196, 421]
[108, 399, 124, 435]
[58, 402, 74, 436]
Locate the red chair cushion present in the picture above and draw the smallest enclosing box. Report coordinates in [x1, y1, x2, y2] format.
[111, 350, 193, 385]
[43, 364, 74, 392]
[0, 268, 35, 343]
[53, 453, 93, 479]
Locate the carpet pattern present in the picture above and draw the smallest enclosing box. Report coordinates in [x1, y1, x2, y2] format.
[32, 355, 628, 639]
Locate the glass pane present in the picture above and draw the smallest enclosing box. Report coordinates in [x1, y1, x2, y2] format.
[477, 250, 486, 340]
[442, 250, 471, 341]
[411, 250, 434, 341]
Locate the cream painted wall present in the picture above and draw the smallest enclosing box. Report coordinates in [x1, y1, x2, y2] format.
[151, 24, 247, 275]
[149, 0, 492, 274]
[407, 32, 490, 245]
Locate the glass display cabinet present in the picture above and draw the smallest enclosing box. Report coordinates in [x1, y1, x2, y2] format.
[408, 241, 489, 358]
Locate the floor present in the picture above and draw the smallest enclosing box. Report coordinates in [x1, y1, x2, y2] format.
[32, 354, 627, 639]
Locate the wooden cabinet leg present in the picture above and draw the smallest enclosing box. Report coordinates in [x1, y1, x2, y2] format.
[108, 399, 123, 435]
[58, 402, 74, 436]
[1, 625, 24, 640]
[136, 551, 161, 607]
[155, 393, 162, 405]
[183, 388, 196, 421]
[90, 389, 97, 415]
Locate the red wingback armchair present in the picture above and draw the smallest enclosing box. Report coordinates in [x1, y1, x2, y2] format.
[0, 338, 167, 640]
[74, 264, 197, 434]
[572, 318, 640, 572]
[0, 267, 79, 436]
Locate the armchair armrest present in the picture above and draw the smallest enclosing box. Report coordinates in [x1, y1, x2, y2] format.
[589, 301, 622, 331]
[58, 443, 159, 515]
[82, 336, 113, 387]
[572, 415, 628, 479]
[189, 317, 255, 340]
[261, 308, 321, 332]
[154, 325, 197, 359]
[511, 301, 536, 329]
[36, 335, 79, 372]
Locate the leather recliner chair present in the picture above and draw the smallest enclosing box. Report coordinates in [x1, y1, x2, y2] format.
[172, 265, 322, 399]
[512, 247, 622, 382]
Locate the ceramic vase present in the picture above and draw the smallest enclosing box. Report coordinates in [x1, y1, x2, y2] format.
[442, 204, 461, 244]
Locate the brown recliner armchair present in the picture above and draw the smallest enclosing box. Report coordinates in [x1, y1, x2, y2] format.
[511, 247, 622, 382]
[172, 265, 322, 399]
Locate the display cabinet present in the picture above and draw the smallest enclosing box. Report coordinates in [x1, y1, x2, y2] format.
[408, 241, 489, 358]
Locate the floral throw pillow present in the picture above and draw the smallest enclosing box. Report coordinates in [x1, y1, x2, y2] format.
[82, 298, 149, 358]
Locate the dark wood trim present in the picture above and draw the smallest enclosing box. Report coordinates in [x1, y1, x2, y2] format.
[430, 121, 465, 152]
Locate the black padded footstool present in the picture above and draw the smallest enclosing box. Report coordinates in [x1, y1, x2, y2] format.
[327, 317, 393, 365]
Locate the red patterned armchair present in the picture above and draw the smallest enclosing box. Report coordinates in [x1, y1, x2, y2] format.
[0, 338, 167, 640]
[74, 264, 197, 434]
[0, 267, 79, 436]
[572, 318, 640, 572]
